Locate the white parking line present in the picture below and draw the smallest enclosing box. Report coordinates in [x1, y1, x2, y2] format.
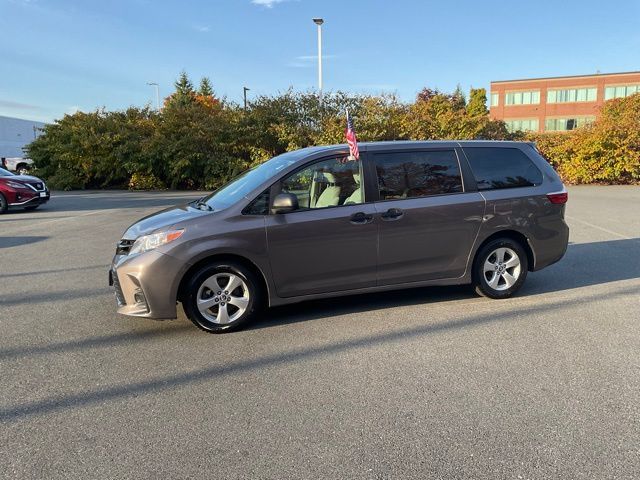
[566, 215, 634, 240]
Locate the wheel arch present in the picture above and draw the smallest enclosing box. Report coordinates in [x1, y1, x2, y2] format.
[473, 230, 536, 272]
[177, 253, 270, 305]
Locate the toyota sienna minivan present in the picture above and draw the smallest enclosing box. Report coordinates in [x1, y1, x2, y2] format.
[110, 141, 569, 333]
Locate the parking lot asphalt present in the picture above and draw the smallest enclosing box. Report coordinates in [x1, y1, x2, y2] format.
[1, 187, 639, 479]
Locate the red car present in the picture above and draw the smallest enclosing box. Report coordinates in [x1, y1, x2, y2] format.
[0, 167, 50, 213]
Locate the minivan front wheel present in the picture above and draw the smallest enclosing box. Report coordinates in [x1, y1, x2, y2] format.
[473, 238, 528, 299]
[182, 262, 261, 333]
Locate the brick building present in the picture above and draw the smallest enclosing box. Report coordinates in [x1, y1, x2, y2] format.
[489, 71, 640, 133]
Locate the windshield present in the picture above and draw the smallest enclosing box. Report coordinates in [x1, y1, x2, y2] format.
[201, 150, 307, 210]
[0, 167, 15, 177]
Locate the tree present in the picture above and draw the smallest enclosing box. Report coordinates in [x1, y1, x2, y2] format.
[451, 84, 466, 111]
[467, 88, 489, 117]
[165, 71, 196, 107]
[199, 77, 214, 97]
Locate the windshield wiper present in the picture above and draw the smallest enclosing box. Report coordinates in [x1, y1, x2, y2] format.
[195, 199, 213, 211]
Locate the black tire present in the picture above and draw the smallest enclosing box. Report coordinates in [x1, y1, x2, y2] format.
[17, 165, 30, 175]
[182, 261, 263, 333]
[473, 237, 528, 299]
[24, 205, 39, 211]
[0, 193, 7, 214]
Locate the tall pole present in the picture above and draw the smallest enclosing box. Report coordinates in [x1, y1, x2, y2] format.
[313, 18, 324, 105]
[243, 86, 250, 110]
[147, 82, 160, 111]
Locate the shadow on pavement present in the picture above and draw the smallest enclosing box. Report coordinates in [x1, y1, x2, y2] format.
[0, 288, 107, 307]
[253, 238, 640, 331]
[0, 236, 49, 249]
[2, 264, 110, 278]
[0, 285, 636, 423]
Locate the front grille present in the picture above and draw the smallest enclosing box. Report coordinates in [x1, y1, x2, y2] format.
[29, 182, 44, 191]
[112, 270, 126, 306]
[116, 239, 134, 256]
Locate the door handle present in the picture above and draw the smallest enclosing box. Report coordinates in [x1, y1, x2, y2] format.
[381, 208, 404, 220]
[350, 212, 374, 224]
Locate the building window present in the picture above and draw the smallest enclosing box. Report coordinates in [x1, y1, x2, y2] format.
[544, 116, 595, 132]
[504, 90, 540, 105]
[490, 92, 499, 107]
[504, 118, 539, 133]
[547, 87, 597, 103]
[604, 84, 640, 100]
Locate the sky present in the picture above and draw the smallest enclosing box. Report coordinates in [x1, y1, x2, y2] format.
[1, 0, 639, 122]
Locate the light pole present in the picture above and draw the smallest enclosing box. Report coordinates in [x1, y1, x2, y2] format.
[243, 86, 250, 110]
[147, 82, 160, 111]
[313, 18, 324, 104]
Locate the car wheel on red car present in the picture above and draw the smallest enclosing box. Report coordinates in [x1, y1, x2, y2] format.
[0, 192, 7, 214]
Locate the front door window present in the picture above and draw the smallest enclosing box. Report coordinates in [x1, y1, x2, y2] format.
[280, 156, 363, 209]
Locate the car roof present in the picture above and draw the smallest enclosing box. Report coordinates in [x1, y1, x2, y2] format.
[304, 140, 531, 154]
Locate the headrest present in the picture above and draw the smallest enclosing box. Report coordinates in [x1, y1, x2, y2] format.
[323, 172, 336, 183]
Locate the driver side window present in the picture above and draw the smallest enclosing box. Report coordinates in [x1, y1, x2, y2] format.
[280, 156, 363, 210]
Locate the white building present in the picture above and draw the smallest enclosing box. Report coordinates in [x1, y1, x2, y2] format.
[0, 115, 45, 158]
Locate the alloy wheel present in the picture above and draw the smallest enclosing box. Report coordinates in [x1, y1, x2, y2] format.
[482, 247, 521, 291]
[196, 273, 250, 324]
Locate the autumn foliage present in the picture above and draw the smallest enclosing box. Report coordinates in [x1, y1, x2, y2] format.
[25, 71, 640, 190]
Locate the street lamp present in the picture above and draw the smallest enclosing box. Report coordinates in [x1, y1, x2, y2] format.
[312, 18, 324, 104]
[147, 82, 160, 111]
[243, 86, 250, 110]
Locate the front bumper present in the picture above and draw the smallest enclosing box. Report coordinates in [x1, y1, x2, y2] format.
[9, 189, 50, 207]
[109, 250, 188, 319]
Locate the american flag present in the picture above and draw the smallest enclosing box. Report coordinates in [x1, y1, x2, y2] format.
[345, 110, 360, 160]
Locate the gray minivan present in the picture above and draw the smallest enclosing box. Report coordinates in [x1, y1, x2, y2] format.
[110, 141, 569, 333]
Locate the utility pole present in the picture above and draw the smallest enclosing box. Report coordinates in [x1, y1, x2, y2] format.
[147, 82, 160, 111]
[313, 18, 324, 105]
[243, 86, 250, 110]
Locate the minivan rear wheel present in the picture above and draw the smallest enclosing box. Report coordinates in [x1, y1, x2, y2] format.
[473, 238, 528, 299]
[182, 262, 262, 333]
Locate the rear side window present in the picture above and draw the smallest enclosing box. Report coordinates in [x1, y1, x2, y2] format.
[374, 150, 463, 200]
[464, 147, 543, 190]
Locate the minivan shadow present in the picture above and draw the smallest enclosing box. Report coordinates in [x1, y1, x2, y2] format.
[0, 236, 49, 249]
[250, 238, 640, 330]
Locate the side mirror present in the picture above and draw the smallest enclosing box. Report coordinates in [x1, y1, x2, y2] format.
[271, 193, 299, 214]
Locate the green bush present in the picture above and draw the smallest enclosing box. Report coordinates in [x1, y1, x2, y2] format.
[25, 72, 640, 190]
[128, 172, 166, 190]
[529, 93, 640, 184]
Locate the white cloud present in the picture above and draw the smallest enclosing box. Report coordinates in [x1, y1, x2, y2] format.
[193, 25, 210, 32]
[251, 0, 290, 8]
[296, 54, 337, 61]
[66, 106, 80, 115]
[287, 54, 336, 68]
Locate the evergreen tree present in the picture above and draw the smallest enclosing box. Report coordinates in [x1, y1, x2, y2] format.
[451, 84, 466, 110]
[199, 77, 214, 97]
[175, 71, 195, 95]
[167, 71, 196, 107]
[467, 88, 489, 117]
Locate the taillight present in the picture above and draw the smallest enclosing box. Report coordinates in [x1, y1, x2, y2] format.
[547, 188, 568, 204]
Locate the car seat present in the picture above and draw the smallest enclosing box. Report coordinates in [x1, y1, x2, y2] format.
[343, 172, 362, 204]
[314, 172, 341, 208]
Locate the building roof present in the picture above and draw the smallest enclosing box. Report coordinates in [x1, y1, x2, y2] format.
[491, 71, 640, 84]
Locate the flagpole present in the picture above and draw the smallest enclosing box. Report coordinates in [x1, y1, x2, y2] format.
[313, 18, 324, 105]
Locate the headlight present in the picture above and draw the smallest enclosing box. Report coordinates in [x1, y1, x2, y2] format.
[6, 181, 29, 190]
[129, 229, 185, 255]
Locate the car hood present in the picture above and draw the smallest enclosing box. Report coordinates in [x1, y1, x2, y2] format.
[123, 203, 211, 239]
[7, 174, 44, 183]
